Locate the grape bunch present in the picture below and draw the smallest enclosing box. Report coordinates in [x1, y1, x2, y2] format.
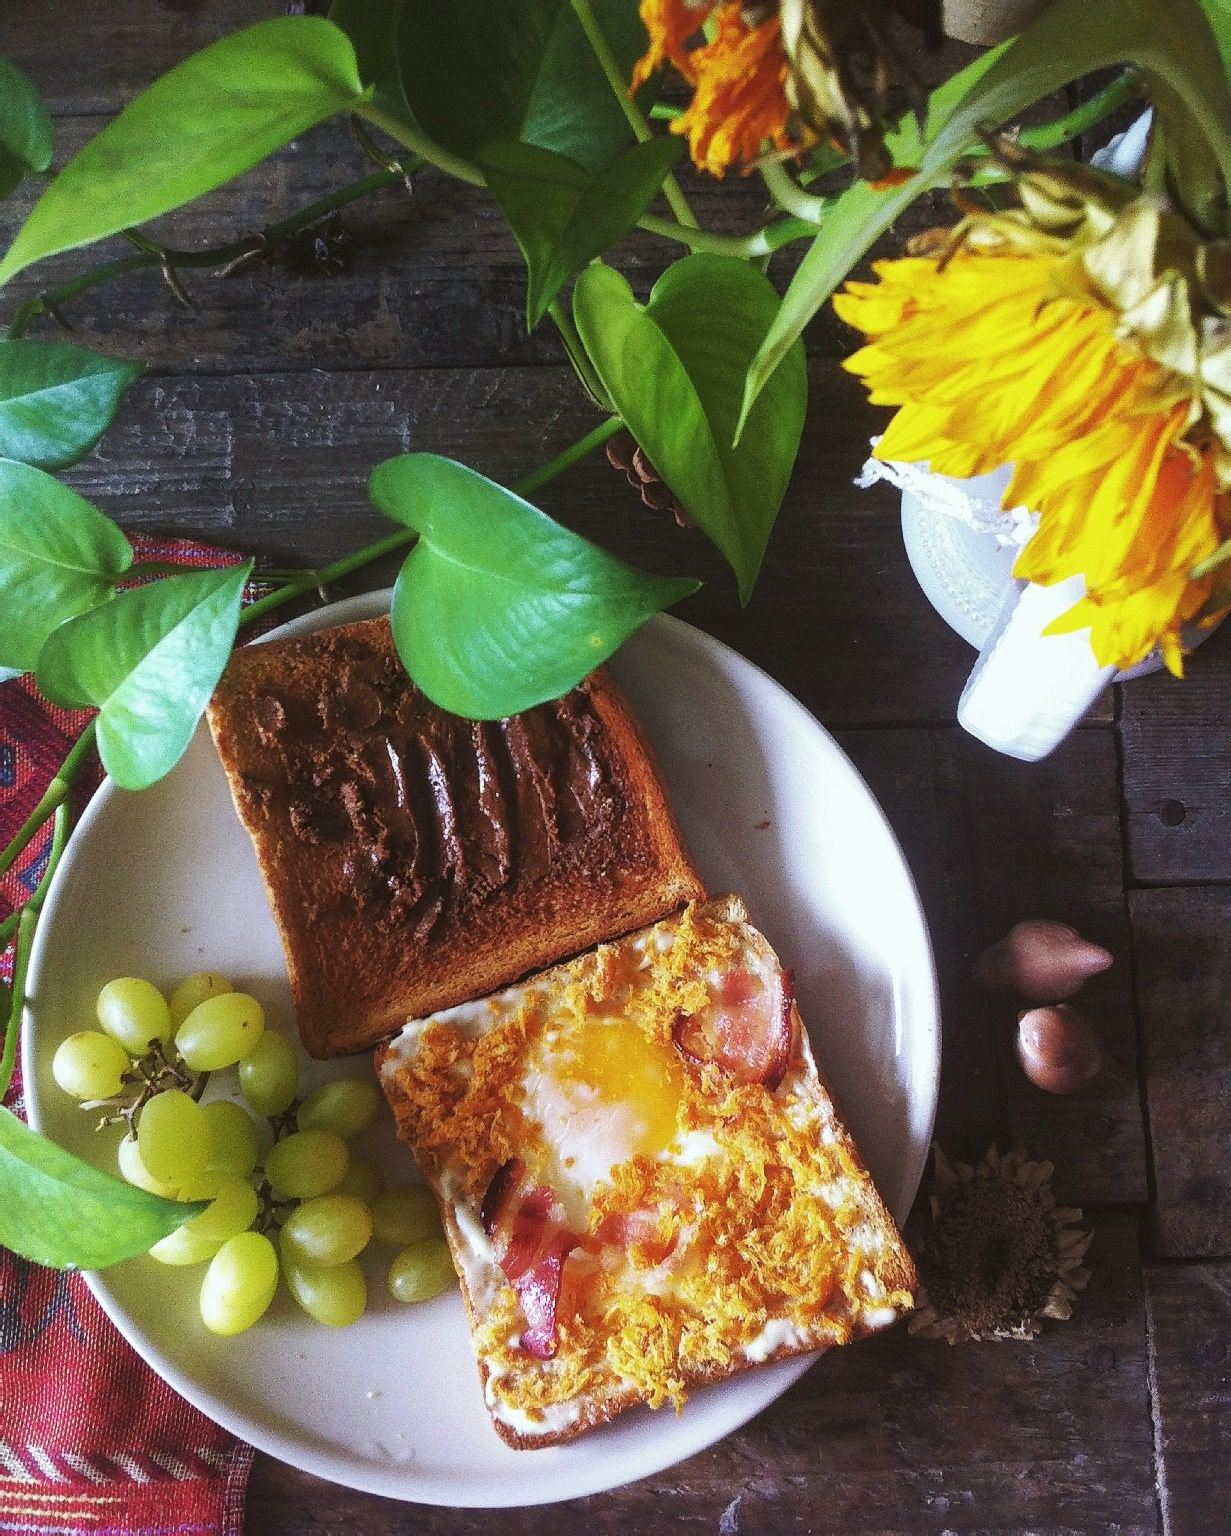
[52, 970, 455, 1335]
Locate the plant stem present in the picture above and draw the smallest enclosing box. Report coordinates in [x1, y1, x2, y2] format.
[512, 415, 623, 498]
[638, 210, 816, 258]
[760, 161, 830, 224]
[0, 724, 96, 881]
[352, 101, 485, 187]
[567, 0, 698, 229]
[1015, 72, 1136, 153]
[548, 300, 613, 411]
[7, 164, 422, 339]
[352, 101, 814, 262]
[0, 909, 36, 1097]
[239, 415, 625, 629]
[238, 530, 419, 630]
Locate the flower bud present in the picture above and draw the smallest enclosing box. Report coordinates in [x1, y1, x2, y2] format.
[973, 920, 1113, 1002]
[1016, 1005, 1105, 1096]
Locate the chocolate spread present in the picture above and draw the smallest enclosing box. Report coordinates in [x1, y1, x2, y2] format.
[238, 627, 624, 935]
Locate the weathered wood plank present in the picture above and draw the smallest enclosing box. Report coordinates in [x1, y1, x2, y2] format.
[1145, 1261, 1231, 1536]
[0, 0, 267, 117]
[244, 1216, 1156, 1535]
[842, 728, 1146, 1208]
[57, 363, 992, 728]
[1121, 629, 1231, 884]
[1130, 887, 1231, 1259]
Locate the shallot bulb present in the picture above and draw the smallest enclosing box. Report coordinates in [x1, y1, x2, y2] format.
[1016, 1005, 1105, 1095]
[974, 921, 1113, 1002]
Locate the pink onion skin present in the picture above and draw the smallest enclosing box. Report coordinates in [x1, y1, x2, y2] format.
[975, 921, 1113, 1002]
[1017, 1005, 1105, 1095]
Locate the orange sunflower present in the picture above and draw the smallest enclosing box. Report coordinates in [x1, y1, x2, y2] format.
[835, 174, 1231, 674]
[634, 1, 939, 178]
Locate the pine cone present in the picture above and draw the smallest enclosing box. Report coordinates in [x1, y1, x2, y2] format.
[606, 432, 696, 529]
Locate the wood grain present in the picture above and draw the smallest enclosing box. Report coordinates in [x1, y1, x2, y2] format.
[1121, 629, 1231, 885]
[842, 728, 1146, 1208]
[245, 1216, 1156, 1535]
[1145, 1261, 1231, 1536]
[1130, 887, 1231, 1259]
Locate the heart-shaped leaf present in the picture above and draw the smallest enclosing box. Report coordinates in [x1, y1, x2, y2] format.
[369, 453, 697, 718]
[0, 18, 366, 285]
[0, 1108, 206, 1270]
[0, 57, 53, 199]
[478, 137, 682, 329]
[574, 256, 807, 603]
[398, 0, 650, 173]
[0, 339, 143, 468]
[37, 563, 251, 790]
[0, 461, 132, 673]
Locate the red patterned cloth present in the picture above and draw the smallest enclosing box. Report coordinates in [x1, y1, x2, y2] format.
[1, 536, 257, 1536]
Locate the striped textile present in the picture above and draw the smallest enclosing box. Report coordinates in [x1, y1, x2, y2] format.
[1, 536, 260, 1536]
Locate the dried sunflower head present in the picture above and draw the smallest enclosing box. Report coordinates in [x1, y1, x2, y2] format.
[634, 0, 939, 178]
[908, 1145, 1092, 1343]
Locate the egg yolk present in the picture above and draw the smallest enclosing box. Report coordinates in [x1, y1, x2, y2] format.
[560, 1016, 683, 1160]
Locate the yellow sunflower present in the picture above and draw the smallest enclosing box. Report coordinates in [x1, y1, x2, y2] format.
[835, 182, 1231, 675]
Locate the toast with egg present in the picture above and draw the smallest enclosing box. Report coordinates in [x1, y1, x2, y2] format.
[377, 895, 916, 1449]
[206, 617, 705, 1058]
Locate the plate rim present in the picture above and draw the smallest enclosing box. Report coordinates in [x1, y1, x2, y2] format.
[22, 595, 939, 1507]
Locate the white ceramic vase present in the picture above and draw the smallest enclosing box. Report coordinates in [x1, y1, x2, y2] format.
[887, 115, 1165, 762]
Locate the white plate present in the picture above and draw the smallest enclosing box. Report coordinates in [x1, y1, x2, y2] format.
[23, 595, 938, 1508]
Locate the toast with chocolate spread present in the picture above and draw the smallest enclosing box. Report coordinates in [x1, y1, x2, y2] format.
[206, 616, 705, 1057]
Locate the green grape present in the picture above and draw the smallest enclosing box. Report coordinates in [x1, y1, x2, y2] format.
[170, 971, 232, 1029]
[96, 977, 172, 1056]
[372, 1185, 442, 1248]
[179, 1174, 259, 1244]
[264, 1129, 348, 1199]
[175, 992, 265, 1072]
[202, 1100, 261, 1177]
[238, 1030, 298, 1117]
[138, 1089, 213, 1185]
[52, 1030, 132, 1100]
[283, 1258, 367, 1328]
[199, 1232, 278, 1336]
[333, 1157, 382, 1205]
[297, 1078, 381, 1140]
[149, 1224, 223, 1266]
[117, 1133, 178, 1198]
[279, 1194, 372, 1268]
[387, 1238, 456, 1304]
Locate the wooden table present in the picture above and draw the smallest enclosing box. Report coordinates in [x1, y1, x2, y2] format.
[5, 5, 1227, 1531]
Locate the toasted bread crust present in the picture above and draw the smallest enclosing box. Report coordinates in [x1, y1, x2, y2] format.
[377, 896, 917, 1450]
[206, 617, 704, 1057]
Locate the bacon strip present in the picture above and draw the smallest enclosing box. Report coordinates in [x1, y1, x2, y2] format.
[480, 1160, 578, 1359]
[674, 964, 795, 1090]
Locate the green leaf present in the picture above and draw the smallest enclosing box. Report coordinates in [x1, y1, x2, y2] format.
[37, 563, 251, 790]
[369, 453, 697, 717]
[478, 137, 682, 329]
[0, 340, 143, 469]
[575, 256, 807, 603]
[741, 0, 1231, 425]
[398, 0, 650, 173]
[0, 1108, 205, 1270]
[0, 461, 133, 673]
[0, 19, 366, 286]
[0, 57, 53, 199]
[329, 0, 416, 127]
